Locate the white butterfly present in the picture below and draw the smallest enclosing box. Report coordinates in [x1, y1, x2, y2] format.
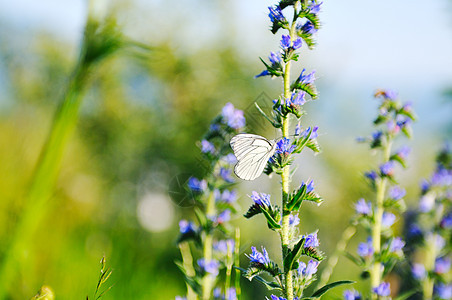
[230, 133, 277, 181]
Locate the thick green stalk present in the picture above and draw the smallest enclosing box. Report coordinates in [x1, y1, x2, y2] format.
[318, 224, 357, 287]
[0, 64, 89, 296]
[202, 192, 216, 300]
[370, 141, 392, 297]
[225, 240, 233, 299]
[422, 234, 436, 300]
[234, 228, 242, 300]
[179, 243, 198, 300]
[280, 7, 299, 298]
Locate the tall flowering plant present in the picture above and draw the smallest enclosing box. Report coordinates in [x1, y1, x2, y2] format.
[404, 144, 451, 300]
[176, 103, 245, 300]
[343, 90, 416, 299]
[236, 1, 352, 299]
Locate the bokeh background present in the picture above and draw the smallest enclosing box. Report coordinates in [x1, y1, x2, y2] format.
[0, 0, 451, 299]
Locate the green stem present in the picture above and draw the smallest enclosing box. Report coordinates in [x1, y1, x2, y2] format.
[370, 141, 392, 297]
[422, 233, 436, 300]
[318, 224, 357, 287]
[234, 228, 242, 300]
[0, 63, 89, 296]
[280, 5, 299, 299]
[179, 243, 198, 300]
[225, 240, 233, 299]
[202, 192, 215, 300]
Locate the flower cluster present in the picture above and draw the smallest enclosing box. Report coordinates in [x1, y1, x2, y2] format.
[402, 144, 451, 299]
[176, 103, 245, 299]
[345, 90, 416, 298]
[240, 1, 352, 299]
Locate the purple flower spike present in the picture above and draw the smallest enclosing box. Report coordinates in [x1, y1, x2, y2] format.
[222, 103, 245, 129]
[380, 161, 395, 176]
[250, 191, 271, 208]
[276, 137, 295, 155]
[289, 214, 300, 226]
[293, 38, 303, 49]
[201, 140, 215, 154]
[396, 145, 411, 160]
[357, 238, 373, 257]
[188, 177, 207, 193]
[303, 232, 319, 248]
[307, 0, 322, 14]
[247, 246, 271, 265]
[179, 220, 197, 234]
[268, 6, 285, 23]
[382, 212, 396, 228]
[373, 282, 391, 297]
[299, 20, 318, 35]
[389, 186, 406, 200]
[280, 35, 291, 50]
[441, 212, 452, 229]
[301, 180, 315, 193]
[198, 258, 220, 276]
[389, 237, 405, 252]
[435, 257, 451, 274]
[435, 283, 452, 300]
[299, 68, 316, 85]
[355, 198, 372, 216]
[343, 290, 361, 300]
[270, 295, 287, 300]
[411, 263, 426, 280]
[305, 260, 319, 277]
[365, 170, 378, 181]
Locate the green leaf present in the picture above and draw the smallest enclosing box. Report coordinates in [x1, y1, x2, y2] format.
[310, 280, 355, 298]
[284, 237, 306, 271]
[343, 251, 365, 266]
[261, 207, 282, 230]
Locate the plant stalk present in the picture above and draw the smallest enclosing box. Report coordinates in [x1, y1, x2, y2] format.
[202, 192, 215, 300]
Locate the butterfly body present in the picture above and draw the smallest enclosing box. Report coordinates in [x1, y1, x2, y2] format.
[230, 134, 277, 181]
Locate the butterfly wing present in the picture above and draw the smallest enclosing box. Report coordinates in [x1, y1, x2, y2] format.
[230, 134, 276, 181]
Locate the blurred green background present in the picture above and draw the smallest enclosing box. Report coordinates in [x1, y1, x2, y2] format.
[0, 0, 451, 299]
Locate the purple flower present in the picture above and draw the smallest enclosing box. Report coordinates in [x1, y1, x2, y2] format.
[303, 232, 319, 248]
[389, 237, 405, 252]
[222, 153, 237, 164]
[188, 177, 207, 193]
[357, 239, 373, 257]
[301, 180, 315, 193]
[250, 191, 271, 207]
[298, 68, 316, 85]
[293, 38, 302, 49]
[215, 189, 237, 203]
[215, 210, 231, 224]
[226, 288, 237, 300]
[301, 126, 318, 139]
[276, 137, 295, 155]
[255, 70, 270, 78]
[198, 258, 220, 276]
[408, 224, 422, 238]
[179, 220, 197, 234]
[298, 20, 317, 35]
[307, 0, 322, 14]
[343, 290, 361, 300]
[268, 6, 285, 23]
[305, 260, 319, 277]
[372, 130, 383, 142]
[214, 239, 234, 254]
[295, 124, 301, 136]
[269, 51, 282, 65]
[247, 246, 271, 265]
[431, 168, 452, 186]
[222, 103, 246, 129]
[201, 140, 215, 154]
[270, 296, 287, 300]
[289, 214, 300, 226]
[286, 91, 306, 106]
[280, 35, 291, 50]
[365, 170, 378, 181]
[435, 257, 451, 274]
[355, 198, 372, 216]
[373, 282, 391, 297]
[441, 212, 452, 229]
[175, 296, 187, 300]
[411, 263, 426, 280]
[380, 161, 395, 176]
[298, 260, 318, 278]
[396, 115, 411, 129]
[395, 146, 411, 160]
[213, 288, 221, 298]
[435, 283, 452, 300]
[389, 186, 406, 200]
[419, 193, 435, 213]
[219, 168, 234, 183]
[382, 212, 396, 228]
